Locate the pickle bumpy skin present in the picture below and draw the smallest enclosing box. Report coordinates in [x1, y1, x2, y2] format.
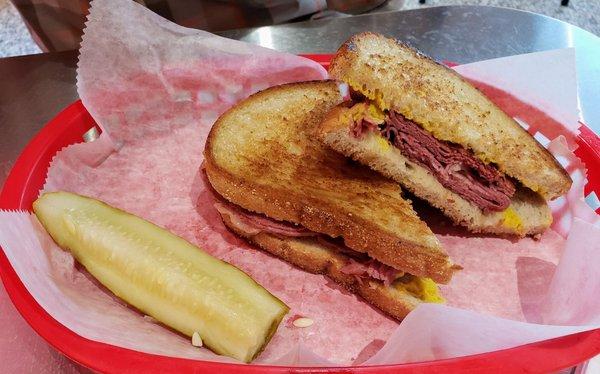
[34, 191, 289, 363]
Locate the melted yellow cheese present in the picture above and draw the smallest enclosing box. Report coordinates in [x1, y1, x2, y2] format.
[339, 102, 390, 153]
[366, 103, 386, 123]
[502, 206, 523, 233]
[395, 276, 445, 303]
[345, 78, 389, 111]
[375, 136, 391, 152]
[340, 101, 386, 125]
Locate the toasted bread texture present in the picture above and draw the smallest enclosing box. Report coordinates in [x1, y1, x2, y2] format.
[204, 81, 460, 284]
[319, 105, 552, 236]
[329, 32, 571, 200]
[218, 207, 422, 321]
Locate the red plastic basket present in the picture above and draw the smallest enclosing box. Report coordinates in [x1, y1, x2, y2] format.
[1, 56, 600, 373]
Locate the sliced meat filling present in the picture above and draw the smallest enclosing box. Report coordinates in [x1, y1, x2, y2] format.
[352, 110, 515, 212]
[214, 200, 403, 286]
[214, 202, 315, 237]
[315, 236, 403, 286]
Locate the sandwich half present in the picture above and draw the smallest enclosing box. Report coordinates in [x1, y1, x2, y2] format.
[204, 80, 460, 320]
[319, 32, 572, 237]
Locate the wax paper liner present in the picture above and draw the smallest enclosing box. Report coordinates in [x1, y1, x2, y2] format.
[1, 0, 600, 367]
[454, 49, 581, 149]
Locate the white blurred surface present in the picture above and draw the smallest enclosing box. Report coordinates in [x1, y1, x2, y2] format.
[1, 0, 599, 57]
[0, 0, 41, 57]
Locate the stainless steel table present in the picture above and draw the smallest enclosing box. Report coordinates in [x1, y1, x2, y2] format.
[224, 5, 600, 132]
[0, 5, 598, 372]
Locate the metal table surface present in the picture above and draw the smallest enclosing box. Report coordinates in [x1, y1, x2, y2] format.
[1, 5, 599, 372]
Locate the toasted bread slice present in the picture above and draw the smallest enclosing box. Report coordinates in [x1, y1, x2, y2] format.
[328, 32, 571, 200]
[217, 204, 426, 321]
[319, 106, 552, 237]
[204, 81, 460, 284]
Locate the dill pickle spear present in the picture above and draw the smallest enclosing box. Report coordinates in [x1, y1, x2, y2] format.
[33, 191, 289, 363]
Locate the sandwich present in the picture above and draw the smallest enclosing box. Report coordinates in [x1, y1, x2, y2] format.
[203, 80, 461, 320]
[318, 32, 572, 237]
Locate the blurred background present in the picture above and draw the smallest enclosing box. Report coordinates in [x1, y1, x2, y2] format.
[0, 0, 599, 57]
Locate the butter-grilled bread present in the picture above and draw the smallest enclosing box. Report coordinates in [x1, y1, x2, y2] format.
[204, 80, 460, 284]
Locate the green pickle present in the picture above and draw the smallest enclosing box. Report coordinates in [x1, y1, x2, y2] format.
[33, 191, 289, 363]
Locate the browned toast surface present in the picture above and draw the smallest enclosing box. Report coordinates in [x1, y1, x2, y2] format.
[204, 81, 460, 283]
[329, 32, 571, 200]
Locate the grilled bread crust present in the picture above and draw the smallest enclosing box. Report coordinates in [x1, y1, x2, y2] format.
[319, 106, 552, 237]
[204, 81, 460, 284]
[328, 32, 571, 201]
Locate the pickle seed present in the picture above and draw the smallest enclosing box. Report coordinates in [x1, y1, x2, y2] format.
[192, 331, 203, 347]
[293, 317, 314, 328]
